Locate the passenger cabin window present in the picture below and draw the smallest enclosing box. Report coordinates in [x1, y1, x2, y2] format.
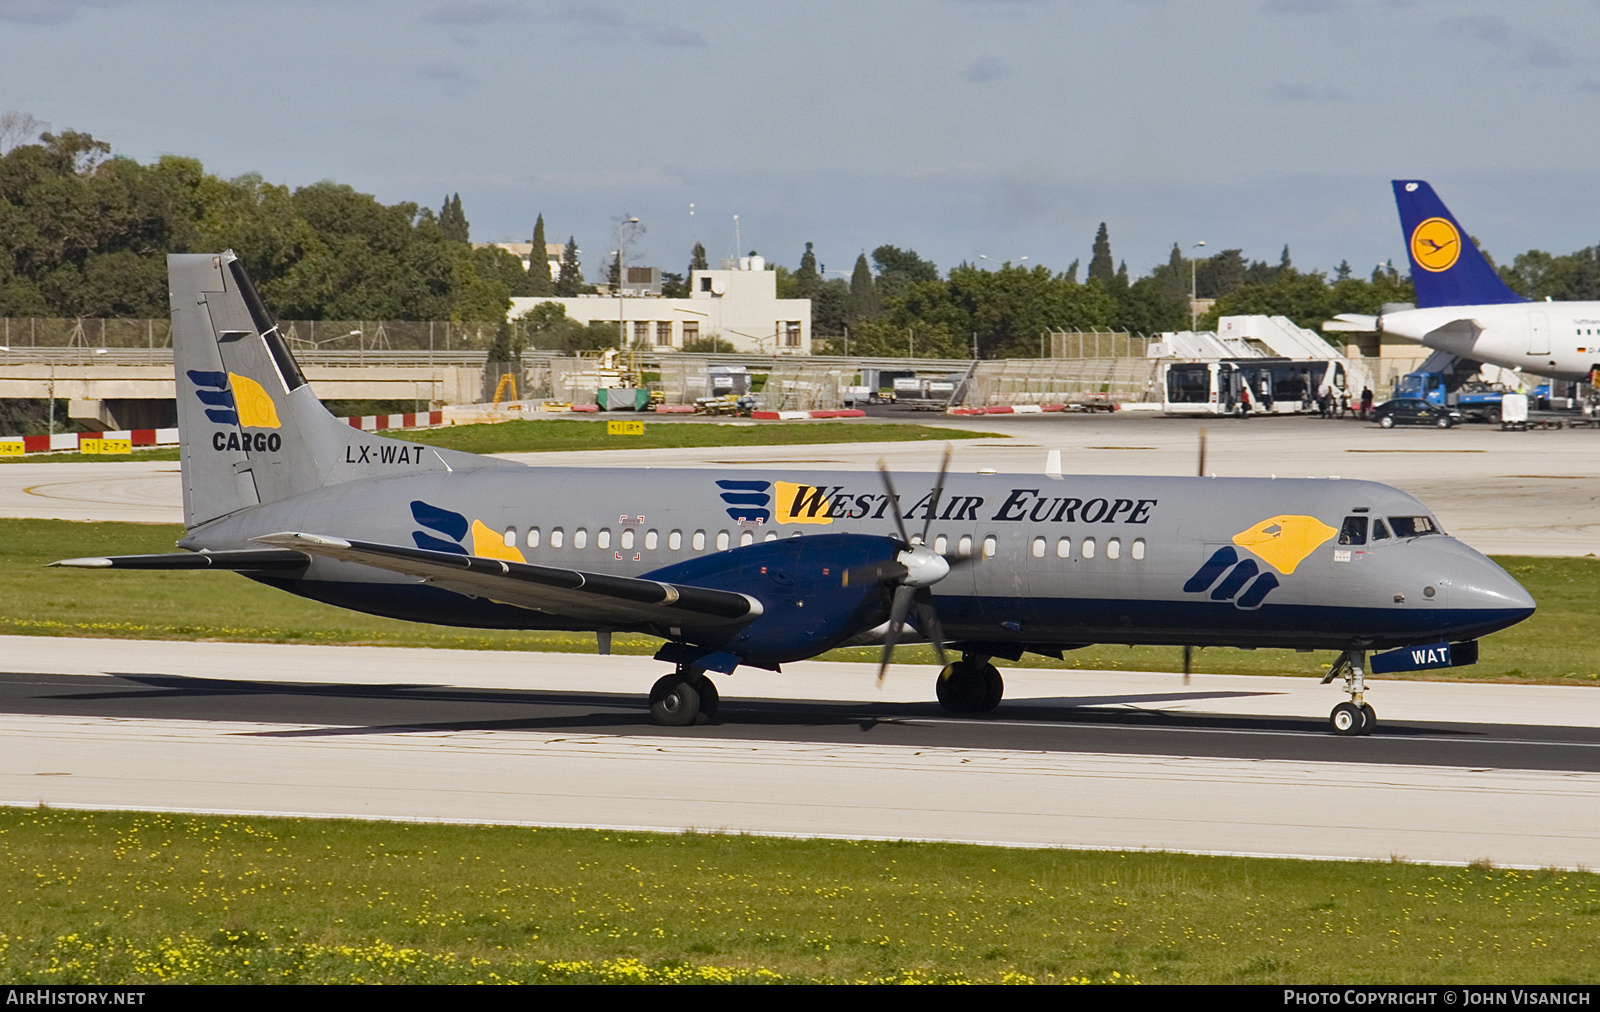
[1106, 538, 1121, 560]
[527, 527, 540, 548]
[1081, 537, 1096, 559]
[740, 531, 754, 547]
[957, 535, 973, 557]
[573, 528, 587, 550]
[1031, 537, 1046, 559]
[621, 529, 635, 550]
[1131, 538, 1146, 560]
[982, 535, 998, 559]
[934, 534, 948, 554]
[645, 530, 659, 550]
[764, 531, 778, 542]
[716, 531, 729, 551]
[550, 528, 564, 549]
[1056, 537, 1071, 559]
[1371, 519, 1391, 541]
[504, 528, 517, 547]
[1388, 516, 1439, 538]
[598, 529, 611, 549]
[669, 530, 682, 550]
[693, 531, 706, 551]
[1338, 516, 1368, 546]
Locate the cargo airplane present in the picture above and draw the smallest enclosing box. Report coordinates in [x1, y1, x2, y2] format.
[1327, 180, 1600, 384]
[54, 253, 1536, 736]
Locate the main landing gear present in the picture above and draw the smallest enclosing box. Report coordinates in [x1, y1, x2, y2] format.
[1322, 650, 1376, 736]
[648, 666, 719, 727]
[935, 657, 1004, 715]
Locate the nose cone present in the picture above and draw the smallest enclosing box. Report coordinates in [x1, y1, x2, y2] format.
[1446, 541, 1536, 637]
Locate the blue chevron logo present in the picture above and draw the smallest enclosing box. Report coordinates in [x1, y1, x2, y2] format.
[716, 479, 771, 524]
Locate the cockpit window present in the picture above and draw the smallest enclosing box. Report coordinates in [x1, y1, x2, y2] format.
[1338, 516, 1368, 546]
[1388, 516, 1440, 538]
[1371, 518, 1391, 541]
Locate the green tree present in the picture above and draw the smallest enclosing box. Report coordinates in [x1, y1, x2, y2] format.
[688, 240, 708, 276]
[794, 241, 821, 298]
[847, 253, 880, 323]
[439, 193, 469, 242]
[871, 244, 939, 302]
[1087, 223, 1114, 286]
[527, 213, 554, 296]
[556, 236, 583, 296]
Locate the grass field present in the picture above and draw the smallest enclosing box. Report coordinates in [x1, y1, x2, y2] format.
[2, 808, 1595, 984]
[6, 518, 1597, 684]
[0, 417, 996, 464]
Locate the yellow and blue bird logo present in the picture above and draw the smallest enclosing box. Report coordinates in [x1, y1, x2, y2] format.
[1184, 514, 1337, 609]
[1410, 217, 1461, 273]
[188, 370, 281, 428]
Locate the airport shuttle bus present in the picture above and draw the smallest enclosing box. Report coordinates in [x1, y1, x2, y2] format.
[1163, 358, 1352, 416]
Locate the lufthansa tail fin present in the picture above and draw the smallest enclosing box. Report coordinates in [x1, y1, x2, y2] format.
[1391, 180, 1525, 309]
[170, 252, 508, 530]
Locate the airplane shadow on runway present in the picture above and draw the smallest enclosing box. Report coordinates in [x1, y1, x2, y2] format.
[9, 670, 1471, 741]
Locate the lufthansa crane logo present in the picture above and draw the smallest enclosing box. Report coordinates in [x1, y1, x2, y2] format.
[1410, 217, 1461, 273]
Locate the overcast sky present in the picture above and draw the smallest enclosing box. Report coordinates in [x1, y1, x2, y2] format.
[5, 0, 1599, 281]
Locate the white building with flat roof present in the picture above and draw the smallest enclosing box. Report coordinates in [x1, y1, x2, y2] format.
[507, 256, 812, 354]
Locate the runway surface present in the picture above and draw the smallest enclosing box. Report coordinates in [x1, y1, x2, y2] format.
[5, 637, 1598, 869]
[4, 413, 1599, 555]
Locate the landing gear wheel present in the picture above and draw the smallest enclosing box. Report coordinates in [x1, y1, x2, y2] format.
[936, 661, 1003, 715]
[1330, 701, 1366, 736]
[696, 676, 720, 724]
[980, 665, 1004, 713]
[1360, 703, 1377, 736]
[649, 674, 701, 727]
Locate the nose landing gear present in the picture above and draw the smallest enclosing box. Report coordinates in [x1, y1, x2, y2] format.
[1322, 650, 1376, 736]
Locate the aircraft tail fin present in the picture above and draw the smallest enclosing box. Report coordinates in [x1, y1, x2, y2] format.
[1391, 180, 1525, 309]
[169, 252, 505, 530]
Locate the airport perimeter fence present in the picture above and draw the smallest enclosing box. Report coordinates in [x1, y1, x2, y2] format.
[1045, 330, 1152, 359]
[966, 357, 1163, 406]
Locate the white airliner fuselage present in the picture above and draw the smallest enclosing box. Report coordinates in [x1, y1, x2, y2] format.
[1376, 302, 1600, 383]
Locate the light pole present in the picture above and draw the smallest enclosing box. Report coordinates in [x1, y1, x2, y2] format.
[978, 255, 1028, 269]
[1190, 241, 1207, 331]
[615, 216, 641, 348]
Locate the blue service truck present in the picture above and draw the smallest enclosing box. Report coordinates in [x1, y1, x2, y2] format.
[1395, 370, 1512, 423]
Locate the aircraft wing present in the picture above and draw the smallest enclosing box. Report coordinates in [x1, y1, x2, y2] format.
[251, 532, 761, 628]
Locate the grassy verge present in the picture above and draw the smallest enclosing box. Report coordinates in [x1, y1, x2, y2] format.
[405, 418, 995, 455]
[8, 519, 1597, 684]
[0, 418, 995, 464]
[2, 808, 1595, 984]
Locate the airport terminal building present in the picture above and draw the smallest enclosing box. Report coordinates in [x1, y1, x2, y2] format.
[507, 257, 813, 356]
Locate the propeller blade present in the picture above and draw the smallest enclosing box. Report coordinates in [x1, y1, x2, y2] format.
[912, 589, 948, 667]
[876, 584, 918, 684]
[1183, 644, 1193, 686]
[1197, 427, 1208, 478]
[875, 459, 912, 545]
[917, 444, 955, 543]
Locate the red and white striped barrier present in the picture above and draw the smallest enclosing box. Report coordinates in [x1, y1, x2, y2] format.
[343, 410, 445, 431]
[0, 427, 179, 455]
[749, 409, 868, 421]
[946, 404, 1069, 416]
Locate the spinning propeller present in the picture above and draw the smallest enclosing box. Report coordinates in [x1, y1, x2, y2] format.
[841, 446, 975, 684]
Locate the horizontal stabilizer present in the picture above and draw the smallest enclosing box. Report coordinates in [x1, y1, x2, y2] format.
[1322, 314, 1377, 333]
[51, 549, 309, 571]
[252, 532, 761, 628]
